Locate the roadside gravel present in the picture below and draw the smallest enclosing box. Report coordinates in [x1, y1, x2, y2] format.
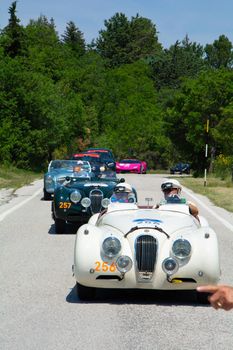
[0, 188, 15, 206]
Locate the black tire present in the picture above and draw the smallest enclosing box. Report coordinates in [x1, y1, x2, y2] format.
[76, 282, 96, 301]
[196, 291, 210, 305]
[44, 189, 52, 200]
[138, 166, 143, 174]
[55, 218, 66, 234]
[51, 202, 55, 220]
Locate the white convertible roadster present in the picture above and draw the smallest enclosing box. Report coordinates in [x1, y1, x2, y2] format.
[73, 197, 220, 301]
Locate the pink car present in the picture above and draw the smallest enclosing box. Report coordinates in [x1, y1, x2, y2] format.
[116, 159, 147, 174]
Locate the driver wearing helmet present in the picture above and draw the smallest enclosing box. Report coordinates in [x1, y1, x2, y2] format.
[111, 183, 136, 203]
[158, 179, 199, 220]
[73, 160, 90, 178]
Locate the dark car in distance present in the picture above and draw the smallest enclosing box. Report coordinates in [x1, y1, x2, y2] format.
[72, 152, 115, 173]
[170, 163, 191, 175]
[84, 148, 115, 160]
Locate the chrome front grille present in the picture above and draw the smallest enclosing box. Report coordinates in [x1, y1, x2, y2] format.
[135, 235, 157, 277]
[90, 189, 104, 214]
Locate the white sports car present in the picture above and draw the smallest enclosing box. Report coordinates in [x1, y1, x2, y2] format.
[73, 199, 220, 301]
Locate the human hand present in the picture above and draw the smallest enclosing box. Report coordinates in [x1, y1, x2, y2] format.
[197, 285, 233, 311]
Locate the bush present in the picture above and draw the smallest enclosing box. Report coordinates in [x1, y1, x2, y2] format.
[213, 154, 233, 180]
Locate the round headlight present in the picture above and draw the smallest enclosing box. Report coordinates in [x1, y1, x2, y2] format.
[45, 175, 53, 185]
[70, 190, 81, 204]
[102, 198, 110, 208]
[102, 237, 121, 258]
[116, 256, 132, 273]
[162, 257, 179, 275]
[172, 239, 192, 260]
[81, 197, 91, 208]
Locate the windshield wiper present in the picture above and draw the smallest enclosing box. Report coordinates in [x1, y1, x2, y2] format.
[124, 225, 170, 239]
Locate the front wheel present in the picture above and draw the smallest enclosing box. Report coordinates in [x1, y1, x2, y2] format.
[55, 218, 66, 234]
[44, 189, 52, 200]
[138, 166, 143, 174]
[76, 282, 96, 301]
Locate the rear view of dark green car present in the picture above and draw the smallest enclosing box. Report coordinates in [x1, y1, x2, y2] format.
[52, 170, 125, 234]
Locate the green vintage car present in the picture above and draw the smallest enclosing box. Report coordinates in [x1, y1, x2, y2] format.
[52, 170, 126, 234]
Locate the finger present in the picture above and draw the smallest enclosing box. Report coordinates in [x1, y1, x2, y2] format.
[209, 292, 222, 303]
[197, 285, 219, 293]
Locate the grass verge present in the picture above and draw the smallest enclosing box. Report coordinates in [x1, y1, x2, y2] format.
[0, 165, 42, 191]
[178, 175, 233, 213]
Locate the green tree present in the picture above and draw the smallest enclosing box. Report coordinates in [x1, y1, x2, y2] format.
[205, 35, 233, 69]
[95, 61, 170, 166]
[212, 102, 233, 155]
[1, 1, 25, 57]
[24, 16, 64, 80]
[166, 69, 233, 173]
[62, 21, 85, 56]
[151, 36, 205, 89]
[96, 12, 161, 67]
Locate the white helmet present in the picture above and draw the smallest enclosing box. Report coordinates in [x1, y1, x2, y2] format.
[161, 179, 182, 192]
[115, 183, 133, 193]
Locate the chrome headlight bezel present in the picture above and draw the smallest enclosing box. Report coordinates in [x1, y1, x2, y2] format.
[45, 175, 54, 185]
[101, 198, 110, 208]
[172, 239, 192, 260]
[81, 197, 91, 208]
[116, 255, 132, 273]
[70, 190, 82, 204]
[162, 257, 179, 276]
[102, 237, 121, 258]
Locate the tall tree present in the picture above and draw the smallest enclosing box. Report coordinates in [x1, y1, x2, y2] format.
[151, 36, 205, 90]
[166, 69, 233, 173]
[205, 35, 233, 69]
[95, 61, 171, 166]
[129, 14, 162, 60]
[96, 12, 162, 67]
[62, 21, 85, 56]
[1, 1, 25, 57]
[24, 16, 65, 80]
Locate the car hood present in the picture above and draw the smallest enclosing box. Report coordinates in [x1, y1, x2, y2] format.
[118, 163, 139, 168]
[97, 208, 198, 235]
[65, 179, 118, 191]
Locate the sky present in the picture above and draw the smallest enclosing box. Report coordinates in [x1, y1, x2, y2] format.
[1, 0, 233, 48]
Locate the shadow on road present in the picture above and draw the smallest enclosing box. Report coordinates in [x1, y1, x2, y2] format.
[66, 284, 210, 307]
[48, 223, 79, 235]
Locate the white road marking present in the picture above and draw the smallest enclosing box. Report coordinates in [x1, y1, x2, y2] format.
[0, 188, 42, 222]
[182, 186, 233, 232]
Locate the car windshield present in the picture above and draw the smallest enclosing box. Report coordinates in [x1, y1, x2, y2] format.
[49, 160, 73, 171]
[86, 149, 114, 159]
[73, 154, 101, 163]
[96, 169, 117, 180]
[110, 191, 136, 203]
[120, 159, 140, 164]
[164, 196, 187, 204]
[49, 160, 91, 172]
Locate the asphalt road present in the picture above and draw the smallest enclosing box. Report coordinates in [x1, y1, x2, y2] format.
[1, 174, 233, 350]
